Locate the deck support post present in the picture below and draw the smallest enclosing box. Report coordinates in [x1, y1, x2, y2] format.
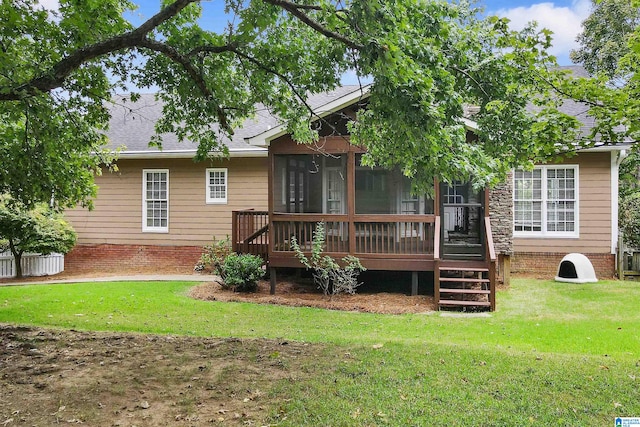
[231, 211, 238, 253]
[269, 267, 277, 295]
[618, 233, 624, 280]
[502, 254, 511, 287]
[411, 271, 418, 296]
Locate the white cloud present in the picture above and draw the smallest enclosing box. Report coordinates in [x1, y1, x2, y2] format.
[36, 0, 59, 12]
[494, 0, 592, 63]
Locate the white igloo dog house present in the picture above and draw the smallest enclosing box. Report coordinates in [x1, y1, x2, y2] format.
[555, 253, 598, 283]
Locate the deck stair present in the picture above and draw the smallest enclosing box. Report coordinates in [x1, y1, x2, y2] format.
[437, 263, 493, 310]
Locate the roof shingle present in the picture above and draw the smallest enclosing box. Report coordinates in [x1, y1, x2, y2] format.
[106, 86, 364, 155]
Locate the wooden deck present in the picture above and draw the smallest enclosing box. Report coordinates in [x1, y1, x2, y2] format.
[268, 213, 437, 270]
[232, 209, 496, 311]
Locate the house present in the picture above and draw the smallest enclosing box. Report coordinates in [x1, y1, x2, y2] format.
[63, 88, 357, 273]
[65, 82, 626, 310]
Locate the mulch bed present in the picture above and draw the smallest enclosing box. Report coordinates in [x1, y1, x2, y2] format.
[189, 278, 436, 314]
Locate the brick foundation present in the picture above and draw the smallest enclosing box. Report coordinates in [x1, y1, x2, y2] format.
[65, 244, 203, 275]
[511, 252, 616, 279]
[66, 244, 617, 280]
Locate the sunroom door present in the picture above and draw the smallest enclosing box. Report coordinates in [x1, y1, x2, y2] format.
[397, 177, 423, 240]
[325, 168, 345, 214]
[323, 157, 346, 238]
[440, 181, 484, 260]
[443, 182, 466, 238]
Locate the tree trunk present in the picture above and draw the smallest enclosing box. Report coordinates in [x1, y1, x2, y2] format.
[14, 253, 23, 279]
[9, 241, 23, 279]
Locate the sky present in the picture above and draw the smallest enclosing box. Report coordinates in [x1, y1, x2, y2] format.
[487, 0, 592, 64]
[40, 0, 593, 77]
[126, 0, 593, 66]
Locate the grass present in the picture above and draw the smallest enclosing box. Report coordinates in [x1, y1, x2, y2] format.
[1, 278, 640, 425]
[1, 279, 638, 356]
[268, 345, 636, 425]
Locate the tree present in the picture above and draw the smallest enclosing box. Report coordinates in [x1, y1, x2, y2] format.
[0, 1, 121, 210]
[620, 193, 640, 249]
[620, 150, 640, 200]
[620, 151, 640, 248]
[557, 0, 640, 147]
[0, 196, 77, 278]
[0, 0, 612, 199]
[570, 0, 640, 83]
[569, 0, 640, 247]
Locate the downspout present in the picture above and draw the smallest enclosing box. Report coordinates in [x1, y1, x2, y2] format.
[612, 149, 628, 254]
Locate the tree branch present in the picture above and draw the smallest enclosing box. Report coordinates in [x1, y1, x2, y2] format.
[187, 44, 237, 57]
[451, 65, 490, 99]
[0, 0, 361, 110]
[230, 47, 314, 115]
[0, 0, 199, 101]
[263, 0, 364, 50]
[230, 46, 355, 144]
[0, 0, 361, 138]
[138, 38, 230, 133]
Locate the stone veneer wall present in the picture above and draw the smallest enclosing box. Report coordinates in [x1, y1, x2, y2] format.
[488, 173, 514, 256]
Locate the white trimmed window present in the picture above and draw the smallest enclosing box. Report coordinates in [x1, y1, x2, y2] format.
[142, 169, 169, 232]
[513, 165, 578, 237]
[206, 168, 228, 204]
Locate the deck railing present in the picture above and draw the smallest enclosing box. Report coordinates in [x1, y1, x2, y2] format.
[354, 220, 435, 254]
[231, 209, 269, 260]
[270, 213, 436, 256]
[272, 216, 349, 253]
[434, 216, 441, 304]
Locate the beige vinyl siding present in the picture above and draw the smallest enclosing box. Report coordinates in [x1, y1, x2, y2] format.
[65, 157, 268, 246]
[513, 152, 612, 254]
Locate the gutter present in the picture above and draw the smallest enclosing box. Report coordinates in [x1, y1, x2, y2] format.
[114, 148, 268, 159]
[581, 143, 632, 153]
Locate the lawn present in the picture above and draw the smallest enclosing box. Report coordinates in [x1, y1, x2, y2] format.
[1, 278, 639, 426]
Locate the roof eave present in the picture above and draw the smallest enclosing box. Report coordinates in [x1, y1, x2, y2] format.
[460, 117, 478, 131]
[578, 143, 632, 153]
[246, 86, 372, 147]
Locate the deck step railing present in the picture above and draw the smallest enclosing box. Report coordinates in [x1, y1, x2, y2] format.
[232, 210, 269, 261]
[436, 216, 496, 311]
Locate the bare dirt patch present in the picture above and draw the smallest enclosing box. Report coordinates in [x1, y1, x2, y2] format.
[189, 278, 436, 314]
[0, 324, 324, 426]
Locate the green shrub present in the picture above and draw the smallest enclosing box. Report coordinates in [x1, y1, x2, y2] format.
[291, 222, 365, 299]
[194, 237, 232, 274]
[0, 196, 77, 278]
[221, 253, 265, 292]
